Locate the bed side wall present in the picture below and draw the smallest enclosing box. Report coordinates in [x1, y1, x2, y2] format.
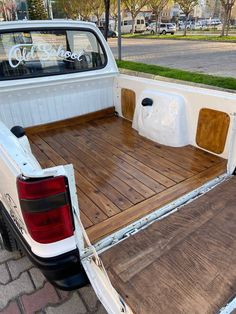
[115, 74, 236, 164]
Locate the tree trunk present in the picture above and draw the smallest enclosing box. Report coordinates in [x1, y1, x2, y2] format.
[155, 12, 158, 34]
[158, 12, 161, 34]
[104, 0, 110, 40]
[2, 0, 7, 21]
[226, 7, 232, 36]
[131, 15, 136, 34]
[96, 15, 100, 26]
[184, 19, 188, 36]
[221, 9, 227, 36]
[114, 17, 117, 31]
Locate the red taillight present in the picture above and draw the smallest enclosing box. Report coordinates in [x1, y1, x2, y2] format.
[17, 176, 74, 244]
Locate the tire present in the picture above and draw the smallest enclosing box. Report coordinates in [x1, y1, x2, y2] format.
[112, 33, 116, 38]
[162, 30, 166, 35]
[171, 32, 174, 35]
[0, 210, 17, 252]
[151, 30, 155, 35]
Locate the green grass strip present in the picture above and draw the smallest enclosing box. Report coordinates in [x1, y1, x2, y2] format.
[122, 34, 236, 42]
[117, 60, 236, 91]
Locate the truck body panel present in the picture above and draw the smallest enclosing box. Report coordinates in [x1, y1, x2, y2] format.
[0, 20, 236, 312]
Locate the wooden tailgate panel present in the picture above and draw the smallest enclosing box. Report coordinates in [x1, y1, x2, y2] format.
[196, 108, 230, 154]
[101, 176, 236, 314]
[121, 88, 136, 121]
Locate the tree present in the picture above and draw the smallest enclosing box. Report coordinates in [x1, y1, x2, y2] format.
[53, 0, 80, 19]
[91, 0, 104, 25]
[104, 0, 110, 40]
[54, 0, 95, 20]
[110, 0, 126, 31]
[110, 0, 118, 30]
[79, 1, 94, 20]
[52, 0, 66, 18]
[0, 0, 17, 20]
[177, 0, 199, 35]
[123, 0, 148, 34]
[220, 0, 235, 36]
[149, 0, 170, 34]
[27, 0, 48, 19]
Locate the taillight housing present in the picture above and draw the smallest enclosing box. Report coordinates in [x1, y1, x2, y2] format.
[17, 176, 74, 244]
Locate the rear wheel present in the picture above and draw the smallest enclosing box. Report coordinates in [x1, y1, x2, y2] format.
[162, 30, 166, 35]
[112, 32, 116, 38]
[0, 210, 17, 252]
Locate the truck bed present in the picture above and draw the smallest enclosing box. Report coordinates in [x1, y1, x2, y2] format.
[26, 109, 227, 243]
[101, 176, 236, 314]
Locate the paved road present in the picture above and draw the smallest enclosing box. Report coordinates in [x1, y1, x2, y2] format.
[109, 38, 236, 78]
[0, 244, 106, 314]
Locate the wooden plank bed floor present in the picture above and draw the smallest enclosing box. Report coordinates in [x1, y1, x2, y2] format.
[101, 176, 236, 314]
[26, 111, 227, 243]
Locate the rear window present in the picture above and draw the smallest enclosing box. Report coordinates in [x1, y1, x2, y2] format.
[0, 28, 107, 80]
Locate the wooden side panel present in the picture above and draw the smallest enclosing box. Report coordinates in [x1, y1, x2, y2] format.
[196, 108, 230, 154]
[121, 88, 136, 121]
[25, 107, 115, 134]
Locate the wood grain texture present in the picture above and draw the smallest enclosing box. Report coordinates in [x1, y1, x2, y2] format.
[27, 115, 227, 243]
[101, 176, 236, 314]
[86, 161, 226, 242]
[121, 88, 136, 121]
[196, 108, 230, 154]
[25, 107, 115, 134]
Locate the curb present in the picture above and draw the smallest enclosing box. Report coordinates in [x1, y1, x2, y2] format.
[120, 36, 236, 44]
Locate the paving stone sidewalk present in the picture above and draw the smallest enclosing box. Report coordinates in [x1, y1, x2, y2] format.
[0, 243, 106, 314]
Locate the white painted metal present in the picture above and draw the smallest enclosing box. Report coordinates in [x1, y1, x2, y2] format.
[0, 121, 79, 258]
[82, 258, 133, 314]
[219, 296, 236, 314]
[115, 74, 236, 161]
[0, 20, 117, 258]
[0, 21, 118, 128]
[0, 76, 115, 128]
[73, 211, 133, 314]
[132, 89, 188, 146]
[227, 113, 236, 174]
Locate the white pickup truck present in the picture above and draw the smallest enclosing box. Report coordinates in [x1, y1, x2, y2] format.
[0, 20, 236, 314]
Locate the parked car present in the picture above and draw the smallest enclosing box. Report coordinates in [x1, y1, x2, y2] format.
[121, 17, 146, 33]
[179, 21, 193, 30]
[147, 22, 176, 35]
[208, 18, 222, 25]
[191, 22, 208, 30]
[98, 26, 118, 38]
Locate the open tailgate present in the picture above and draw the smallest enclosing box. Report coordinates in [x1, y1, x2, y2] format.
[98, 176, 236, 313]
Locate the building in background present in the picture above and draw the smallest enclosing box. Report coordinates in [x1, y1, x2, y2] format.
[0, 0, 235, 24]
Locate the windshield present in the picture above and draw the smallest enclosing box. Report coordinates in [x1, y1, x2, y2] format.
[0, 28, 106, 80]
